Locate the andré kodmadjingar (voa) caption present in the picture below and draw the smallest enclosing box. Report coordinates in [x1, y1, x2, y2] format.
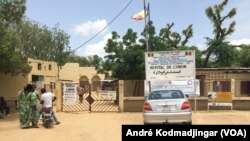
[125, 128, 247, 139]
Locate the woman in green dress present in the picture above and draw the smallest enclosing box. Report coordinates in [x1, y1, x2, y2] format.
[17, 84, 39, 128]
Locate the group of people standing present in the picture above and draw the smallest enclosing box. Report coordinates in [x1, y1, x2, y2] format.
[17, 84, 60, 129]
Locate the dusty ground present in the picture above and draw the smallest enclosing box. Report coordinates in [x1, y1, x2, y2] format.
[1, 110, 250, 141]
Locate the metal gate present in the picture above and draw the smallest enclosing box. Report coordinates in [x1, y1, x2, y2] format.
[62, 81, 119, 112]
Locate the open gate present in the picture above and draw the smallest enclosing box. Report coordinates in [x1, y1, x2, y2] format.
[62, 80, 119, 112]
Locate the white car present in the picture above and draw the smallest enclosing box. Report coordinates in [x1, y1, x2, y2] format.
[143, 89, 192, 125]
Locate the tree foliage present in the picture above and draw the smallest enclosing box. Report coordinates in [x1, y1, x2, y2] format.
[237, 45, 250, 67]
[0, 0, 26, 26]
[67, 53, 103, 72]
[103, 30, 145, 80]
[203, 0, 236, 67]
[0, 0, 31, 75]
[143, 21, 193, 51]
[102, 21, 197, 80]
[16, 20, 71, 67]
[0, 0, 70, 75]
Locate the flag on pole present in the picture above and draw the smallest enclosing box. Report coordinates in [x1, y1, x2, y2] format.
[147, 2, 150, 22]
[131, 3, 150, 21]
[131, 9, 147, 20]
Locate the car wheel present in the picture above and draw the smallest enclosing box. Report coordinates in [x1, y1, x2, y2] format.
[185, 121, 192, 125]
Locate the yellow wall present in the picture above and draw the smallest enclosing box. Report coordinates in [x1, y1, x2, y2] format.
[0, 58, 106, 112]
[59, 63, 80, 83]
[0, 58, 59, 100]
[28, 58, 57, 76]
[59, 63, 105, 83]
[56, 63, 105, 111]
[79, 67, 105, 82]
[0, 73, 28, 100]
[27, 58, 58, 84]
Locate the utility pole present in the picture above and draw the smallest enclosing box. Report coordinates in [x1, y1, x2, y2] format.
[143, 0, 149, 52]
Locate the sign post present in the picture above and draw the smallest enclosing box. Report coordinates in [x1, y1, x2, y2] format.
[207, 92, 233, 111]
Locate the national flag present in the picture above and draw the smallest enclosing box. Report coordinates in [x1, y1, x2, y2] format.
[131, 10, 147, 20]
[131, 2, 150, 21]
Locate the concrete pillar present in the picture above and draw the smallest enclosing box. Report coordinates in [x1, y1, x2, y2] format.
[118, 80, 124, 112]
[231, 79, 235, 97]
[55, 81, 62, 112]
[204, 80, 213, 96]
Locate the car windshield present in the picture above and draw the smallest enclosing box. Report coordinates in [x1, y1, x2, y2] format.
[148, 90, 184, 100]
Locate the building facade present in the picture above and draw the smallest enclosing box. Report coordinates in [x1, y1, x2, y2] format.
[196, 68, 250, 97]
[0, 58, 105, 101]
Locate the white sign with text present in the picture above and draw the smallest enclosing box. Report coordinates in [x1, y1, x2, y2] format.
[63, 83, 77, 105]
[145, 50, 195, 80]
[98, 91, 117, 100]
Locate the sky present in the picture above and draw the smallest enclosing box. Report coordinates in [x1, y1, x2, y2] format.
[25, 0, 250, 58]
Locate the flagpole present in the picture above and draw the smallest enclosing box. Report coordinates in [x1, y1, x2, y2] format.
[143, 0, 149, 52]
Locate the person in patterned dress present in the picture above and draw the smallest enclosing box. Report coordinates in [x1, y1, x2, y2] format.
[17, 84, 39, 128]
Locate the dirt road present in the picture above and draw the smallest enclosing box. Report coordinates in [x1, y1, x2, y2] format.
[1, 110, 250, 141]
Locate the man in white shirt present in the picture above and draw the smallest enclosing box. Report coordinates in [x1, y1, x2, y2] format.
[40, 88, 60, 124]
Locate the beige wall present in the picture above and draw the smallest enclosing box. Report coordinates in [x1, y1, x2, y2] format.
[229, 73, 250, 97]
[0, 58, 58, 100]
[235, 79, 241, 97]
[56, 63, 106, 111]
[59, 63, 105, 83]
[123, 80, 144, 97]
[197, 70, 250, 97]
[0, 73, 28, 100]
[79, 67, 105, 82]
[119, 80, 250, 112]
[28, 58, 58, 78]
[27, 58, 58, 87]
[1, 58, 107, 112]
[59, 63, 79, 83]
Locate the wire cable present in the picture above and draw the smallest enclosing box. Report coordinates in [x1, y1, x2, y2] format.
[72, 0, 133, 52]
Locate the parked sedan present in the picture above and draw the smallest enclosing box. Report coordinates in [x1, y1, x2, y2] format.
[143, 89, 192, 125]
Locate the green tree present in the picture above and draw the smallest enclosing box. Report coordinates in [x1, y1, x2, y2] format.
[145, 21, 193, 51]
[67, 54, 90, 66]
[102, 21, 197, 80]
[16, 19, 71, 67]
[0, 0, 26, 26]
[0, 0, 31, 75]
[104, 30, 145, 79]
[50, 25, 71, 67]
[237, 45, 250, 67]
[87, 55, 103, 70]
[203, 0, 236, 67]
[67, 53, 104, 68]
[0, 0, 70, 75]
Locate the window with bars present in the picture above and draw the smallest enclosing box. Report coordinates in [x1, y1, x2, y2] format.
[241, 81, 250, 95]
[49, 64, 52, 70]
[38, 63, 42, 70]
